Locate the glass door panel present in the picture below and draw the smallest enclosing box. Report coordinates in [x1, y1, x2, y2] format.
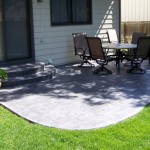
[3, 0, 31, 60]
[0, 0, 4, 61]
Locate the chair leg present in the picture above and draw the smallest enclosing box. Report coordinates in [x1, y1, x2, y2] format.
[127, 64, 146, 74]
[93, 65, 112, 74]
[85, 60, 95, 67]
[78, 56, 94, 67]
[78, 61, 86, 67]
[78, 60, 94, 67]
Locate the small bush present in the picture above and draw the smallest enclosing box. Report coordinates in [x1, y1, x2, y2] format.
[0, 68, 8, 81]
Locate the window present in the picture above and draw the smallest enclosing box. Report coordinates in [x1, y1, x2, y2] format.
[50, 0, 92, 26]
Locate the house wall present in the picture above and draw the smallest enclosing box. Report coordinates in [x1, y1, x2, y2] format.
[32, 0, 120, 65]
[121, 0, 150, 22]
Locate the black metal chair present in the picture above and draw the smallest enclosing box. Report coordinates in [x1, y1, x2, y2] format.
[125, 36, 150, 74]
[131, 32, 147, 44]
[105, 29, 119, 57]
[106, 29, 118, 43]
[86, 37, 115, 74]
[124, 32, 147, 66]
[72, 33, 93, 67]
[128, 32, 147, 54]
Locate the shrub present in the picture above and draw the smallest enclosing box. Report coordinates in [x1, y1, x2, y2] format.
[0, 68, 8, 81]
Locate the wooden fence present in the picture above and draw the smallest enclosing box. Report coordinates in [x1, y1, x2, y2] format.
[121, 21, 150, 43]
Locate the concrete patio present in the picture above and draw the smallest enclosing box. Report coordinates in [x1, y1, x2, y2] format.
[0, 61, 150, 130]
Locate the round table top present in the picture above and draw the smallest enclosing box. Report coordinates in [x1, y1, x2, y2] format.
[102, 43, 137, 49]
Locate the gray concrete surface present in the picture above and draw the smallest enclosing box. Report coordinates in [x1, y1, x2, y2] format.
[0, 61, 150, 130]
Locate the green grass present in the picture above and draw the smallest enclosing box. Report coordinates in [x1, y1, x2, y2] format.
[0, 104, 150, 150]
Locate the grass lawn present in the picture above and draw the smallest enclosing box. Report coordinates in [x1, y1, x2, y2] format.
[0, 104, 150, 150]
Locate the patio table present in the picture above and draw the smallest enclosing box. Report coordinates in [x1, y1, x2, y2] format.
[102, 43, 137, 72]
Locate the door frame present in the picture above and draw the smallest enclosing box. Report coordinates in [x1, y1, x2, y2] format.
[1, 0, 35, 63]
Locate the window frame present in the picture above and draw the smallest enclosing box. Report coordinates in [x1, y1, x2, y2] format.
[50, 0, 92, 26]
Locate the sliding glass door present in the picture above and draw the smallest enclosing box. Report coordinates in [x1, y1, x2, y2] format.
[1, 0, 32, 61]
[0, 0, 4, 61]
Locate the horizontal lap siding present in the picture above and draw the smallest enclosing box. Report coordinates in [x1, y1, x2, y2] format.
[32, 0, 119, 65]
[121, 0, 150, 22]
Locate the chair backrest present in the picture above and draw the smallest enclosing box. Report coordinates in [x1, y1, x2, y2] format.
[106, 29, 118, 43]
[86, 37, 105, 60]
[135, 36, 150, 59]
[72, 33, 89, 55]
[131, 32, 147, 44]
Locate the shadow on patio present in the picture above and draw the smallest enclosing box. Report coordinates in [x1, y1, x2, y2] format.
[1, 61, 150, 107]
[0, 61, 150, 130]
